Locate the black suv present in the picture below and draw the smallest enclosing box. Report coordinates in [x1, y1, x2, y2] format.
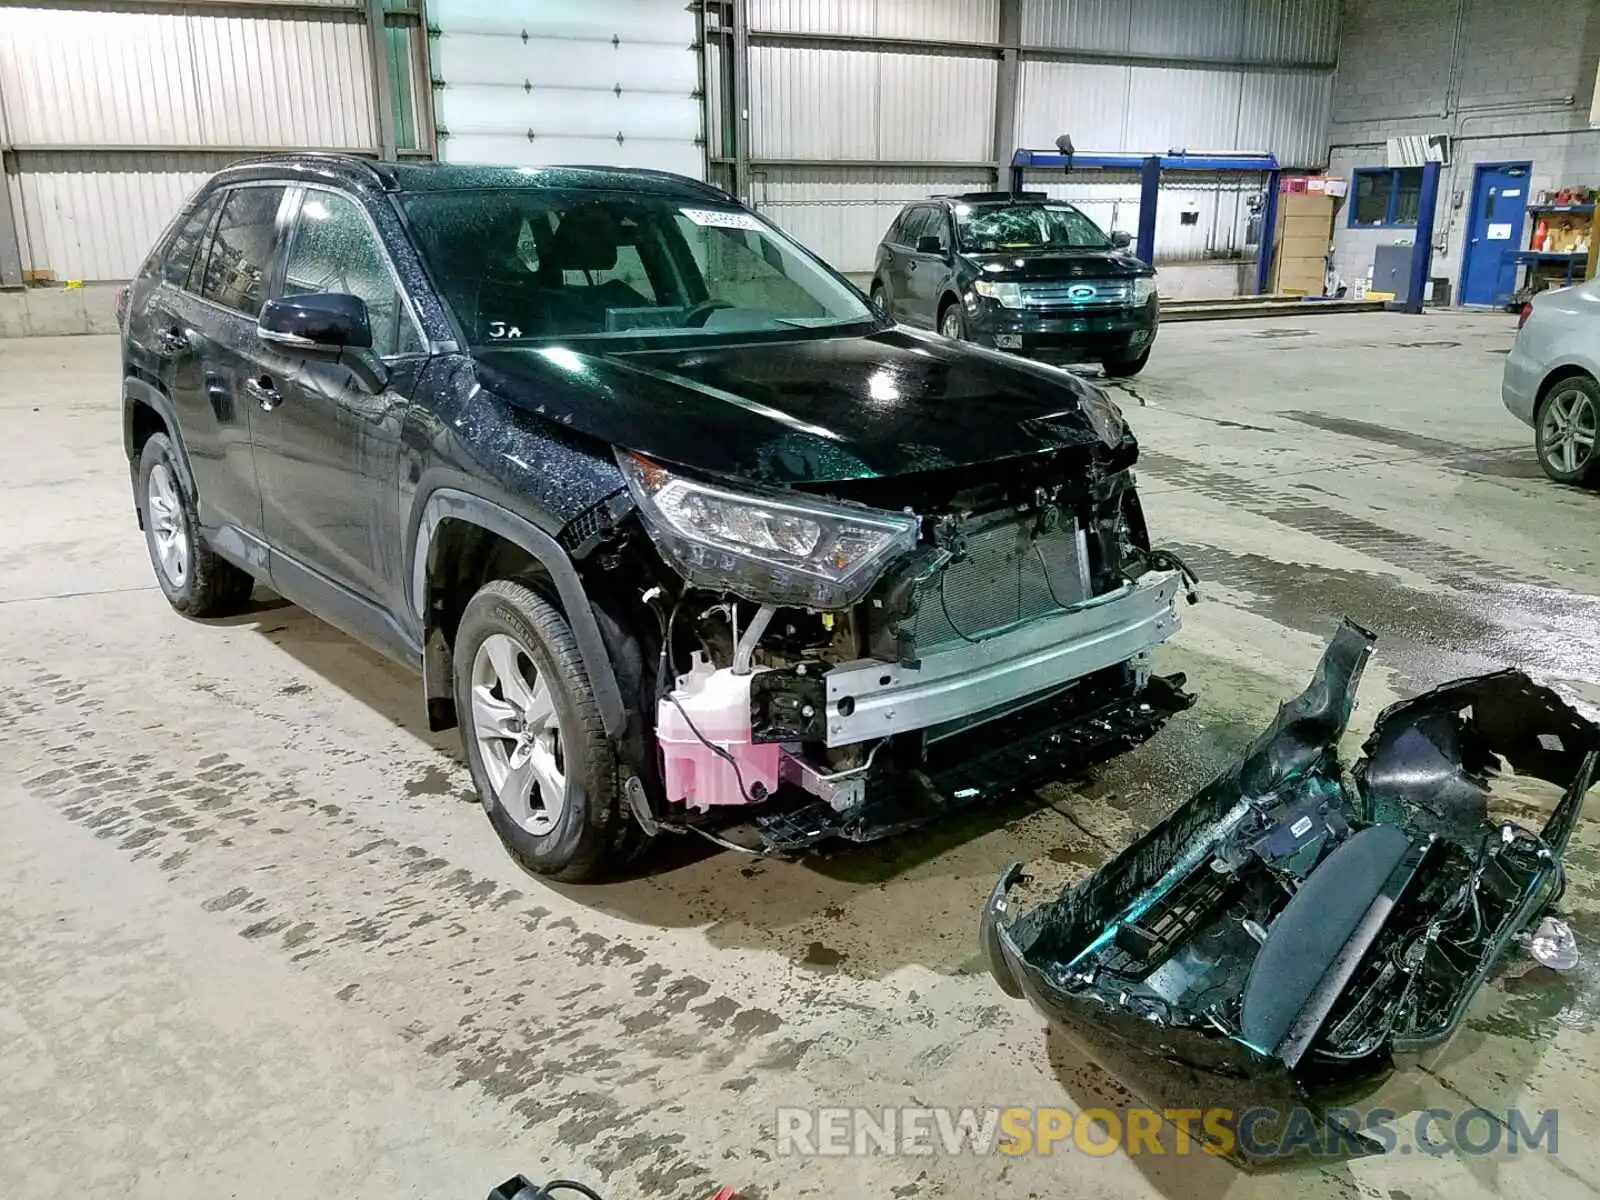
[121, 155, 1190, 881]
[870, 192, 1158, 376]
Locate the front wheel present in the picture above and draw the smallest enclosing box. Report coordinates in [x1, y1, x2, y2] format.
[939, 302, 967, 341]
[1102, 349, 1151, 378]
[453, 578, 640, 881]
[1535, 376, 1600, 486]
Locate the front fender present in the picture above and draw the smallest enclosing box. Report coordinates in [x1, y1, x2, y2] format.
[409, 487, 627, 740]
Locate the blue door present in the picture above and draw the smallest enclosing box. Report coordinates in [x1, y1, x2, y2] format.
[1460, 163, 1531, 306]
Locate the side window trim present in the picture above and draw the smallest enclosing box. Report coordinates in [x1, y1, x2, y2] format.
[185, 189, 228, 295]
[281, 183, 427, 361]
[192, 181, 294, 321]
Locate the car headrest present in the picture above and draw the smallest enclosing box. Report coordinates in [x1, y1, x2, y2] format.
[547, 206, 620, 273]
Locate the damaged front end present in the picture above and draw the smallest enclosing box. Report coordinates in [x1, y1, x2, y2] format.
[595, 422, 1193, 852]
[981, 620, 1600, 1140]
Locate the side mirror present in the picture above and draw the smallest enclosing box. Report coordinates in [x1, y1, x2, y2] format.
[258, 293, 387, 393]
[1110, 231, 1133, 249]
[916, 235, 946, 255]
[259, 293, 373, 351]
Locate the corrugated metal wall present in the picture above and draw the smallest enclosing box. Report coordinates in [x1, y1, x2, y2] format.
[741, 0, 1339, 281]
[1015, 0, 1337, 167]
[749, 0, 998, 41]
[0, 2, 383, 281]
[749, 48, 996, 162]
[755, 167, 993, 270]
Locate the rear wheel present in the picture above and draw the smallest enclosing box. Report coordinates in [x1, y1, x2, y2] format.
[137, 432, 255, 618]
[939, 301, 966, 341]
[453, 578, 639, 881]
[1535, 376, 1599, 486]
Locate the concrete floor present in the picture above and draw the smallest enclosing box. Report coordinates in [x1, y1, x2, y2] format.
[3, 312, 1599, 1200]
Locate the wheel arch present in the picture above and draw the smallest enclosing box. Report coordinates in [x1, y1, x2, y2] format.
[123, 378, 197, 498]
[409, 488, 627, 740]
[1537, 364, 1597, 409]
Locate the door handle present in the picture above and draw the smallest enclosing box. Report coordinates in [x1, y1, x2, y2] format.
[244, 375, 281, 411]
[907, 261, 918, 272]
[157, 326, 189, 354]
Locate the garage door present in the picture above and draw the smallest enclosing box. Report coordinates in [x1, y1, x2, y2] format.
[430, 0, 704, 179]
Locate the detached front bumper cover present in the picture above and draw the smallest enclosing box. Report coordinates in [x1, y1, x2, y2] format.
[982, 619, 1600, 1145]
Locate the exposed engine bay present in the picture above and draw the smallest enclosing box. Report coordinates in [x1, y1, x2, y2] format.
[981, 620, 1600, 1116]
[579, 433, 1195, 852]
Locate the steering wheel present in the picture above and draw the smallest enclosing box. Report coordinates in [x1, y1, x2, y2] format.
[683, 298, 735, 328]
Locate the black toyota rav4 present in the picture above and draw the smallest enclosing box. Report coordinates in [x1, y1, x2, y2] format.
[871, 192, 1158, 376]
[121, 155, 1192, 881]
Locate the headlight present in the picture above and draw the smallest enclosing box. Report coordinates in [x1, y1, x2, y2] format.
[973, 280, 1024, 308]
[1132, 277, 1157, 306]
[1079, 388, 1126, 447]
[618, 451, 920, 608]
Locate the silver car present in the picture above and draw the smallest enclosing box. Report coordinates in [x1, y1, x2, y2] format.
[1502, 279, 1600, 485]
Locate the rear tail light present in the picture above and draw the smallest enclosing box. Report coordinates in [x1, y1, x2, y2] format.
[1517, 301, 1533, 330]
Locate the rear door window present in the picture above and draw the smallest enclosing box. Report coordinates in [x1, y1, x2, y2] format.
[162, 192, 223, 290]
[199, 186, 287, 318]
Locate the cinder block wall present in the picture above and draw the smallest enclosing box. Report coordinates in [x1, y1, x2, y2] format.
[1327, 0, 1600, 298]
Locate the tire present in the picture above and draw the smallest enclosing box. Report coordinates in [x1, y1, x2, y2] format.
[453, 578, 637, 882]
[869, 282, 888, 316]
[938, 300, 966, 341]
[1102, 349, 1151, 378]
[137, 432, 255, 618]
[1535, 375, 1600, 486]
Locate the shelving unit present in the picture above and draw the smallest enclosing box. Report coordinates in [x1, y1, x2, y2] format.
[1517, 200, 1595, 296]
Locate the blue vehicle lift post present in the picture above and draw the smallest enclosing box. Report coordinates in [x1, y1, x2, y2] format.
[1011, 149, 1282, 295]
[1403, 161, 1442, 314]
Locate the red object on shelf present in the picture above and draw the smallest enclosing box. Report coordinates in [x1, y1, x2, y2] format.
[1532, 220, 1549, 250]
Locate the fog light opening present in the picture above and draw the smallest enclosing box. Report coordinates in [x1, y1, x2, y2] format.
[995, 333, 1023, 349]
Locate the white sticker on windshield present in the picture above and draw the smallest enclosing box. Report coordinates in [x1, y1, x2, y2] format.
[680, 207, 764, 230]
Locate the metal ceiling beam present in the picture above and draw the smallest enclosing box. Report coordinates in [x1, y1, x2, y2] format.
[0, 0, 365, 15]
[992, 0, 1021, 192]
[365, 0, 397, 160]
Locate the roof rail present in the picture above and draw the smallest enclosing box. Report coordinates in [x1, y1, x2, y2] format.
[222, 151, 395, 189]
[934, 190, 1050, 202]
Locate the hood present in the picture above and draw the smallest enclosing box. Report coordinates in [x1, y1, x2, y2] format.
[965, 249, 1151, 281]
[471, 328, 1116, 487]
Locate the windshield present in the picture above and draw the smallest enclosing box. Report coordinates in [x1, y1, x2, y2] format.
[402, 188, 873, 347]
[954, 202, 1112, 252]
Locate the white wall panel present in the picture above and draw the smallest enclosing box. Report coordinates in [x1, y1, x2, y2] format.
[751, 47, 994, 162]
[1023, 0, 1336, 62]
[13, 152, 236, 281]
[0, 6, 373, 148]
[1018, 60, 1327, 164]
[1236, 71, 1333, 168]
[1035, 175, 1256, 265]
[1020, 0, 1131, 52]
[1015, 61, 1131, 151]
[191, 15, 374, 147]
[750, 0, 998, 41]
[1127, 0, 1247, 60]
[1123, 67, 1244, 153]
[431, 0, 702, 177]
[754, 168, 990, 273]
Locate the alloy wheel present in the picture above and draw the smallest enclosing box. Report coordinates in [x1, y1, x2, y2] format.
[147, 462, 190, 587]
[1541, 387, 1597, 476]
[471, 632, 567, 836]
[941, 308, 963, 339]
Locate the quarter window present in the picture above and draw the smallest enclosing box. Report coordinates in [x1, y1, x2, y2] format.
[199, 187, 287, 318]
[283, 191, 421, 358]
[163, 192, 223, 290]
